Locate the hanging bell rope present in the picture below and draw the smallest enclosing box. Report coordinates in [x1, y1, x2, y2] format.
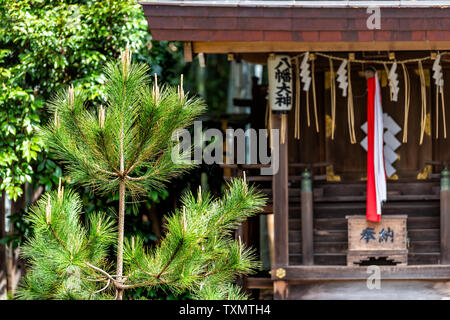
[401, 63, 410, 143]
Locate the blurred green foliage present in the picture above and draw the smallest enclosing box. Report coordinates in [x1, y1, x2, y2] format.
[0, 0, 181, 296]
[0, 0, 229, 299]
[0, 0, 231, 299]
[0, 0, 204, 200]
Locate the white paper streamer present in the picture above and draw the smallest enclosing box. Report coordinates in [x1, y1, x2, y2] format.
[388, 62, 399, 102]
[300, 52, 311, 92]
[337, 59, 348, 97]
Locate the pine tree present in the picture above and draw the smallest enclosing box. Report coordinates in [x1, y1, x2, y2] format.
[17, 187, 117, 299]
[17, 51, 266, 300]
[17, 178, 265, 300]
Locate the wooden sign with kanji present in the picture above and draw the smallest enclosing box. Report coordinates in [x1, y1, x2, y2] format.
[346, 215, 408, 266]
[268, 55, 293, 112]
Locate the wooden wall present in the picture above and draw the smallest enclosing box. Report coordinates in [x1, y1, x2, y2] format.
[288, 63, 450, 179]
[289, 181, 441, 266]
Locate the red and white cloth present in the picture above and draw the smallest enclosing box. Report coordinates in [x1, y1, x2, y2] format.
[366, 73, 387, 222]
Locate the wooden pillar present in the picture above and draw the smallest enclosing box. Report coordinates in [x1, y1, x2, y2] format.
[272, 114, 289, 267]
[221, 120, 231, 178]
[272, 114, 289, 300]
[441, 168, 450, 264]
[235, 167, 250, 294]
[301, 169, 314, 265]
[183, 42, 193, 62]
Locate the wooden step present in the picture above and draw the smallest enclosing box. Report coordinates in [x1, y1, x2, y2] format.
[288, 240, 440, 255]
[288, 216, 440, 231]
[310, 202, 440, 219]
[289, 228, 440, 243]
[289, 252, 440, 266]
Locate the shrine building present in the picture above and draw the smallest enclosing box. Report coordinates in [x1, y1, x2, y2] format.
[140, 0, 450, 299]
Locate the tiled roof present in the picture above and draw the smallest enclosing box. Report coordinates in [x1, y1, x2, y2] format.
[141, 1, 450, 43]
[141, 1, 450, 8]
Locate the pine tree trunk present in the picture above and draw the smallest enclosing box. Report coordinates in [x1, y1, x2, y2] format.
[115, 122, 126, 300]
[116, 178, 125, 300]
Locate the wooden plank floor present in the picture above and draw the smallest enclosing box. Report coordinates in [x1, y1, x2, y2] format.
[288, 280, 450, 300]
[273, 265, 450, 280]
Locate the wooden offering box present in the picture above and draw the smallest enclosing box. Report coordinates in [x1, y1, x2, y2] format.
[346, 215, 408, 266]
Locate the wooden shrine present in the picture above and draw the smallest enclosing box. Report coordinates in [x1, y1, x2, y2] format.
[141, 0, 450, 299]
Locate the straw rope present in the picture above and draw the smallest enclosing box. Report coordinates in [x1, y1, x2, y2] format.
[312, 57, 319, 133]
[418, 60, 427, 145]
[282, 51, 450, 143]
[401, 63, 411, 143]
[329, 58, 336, 140]
[347, 60, 356, 144]
[436, 85, 440, 139]
[441, 84, 447, 139]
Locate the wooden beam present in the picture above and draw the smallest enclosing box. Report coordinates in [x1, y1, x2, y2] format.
[272, 114, 289, 267]
[193, 41, 450, 54]
[245, 277, 273, 290]
[183, 41, 193, 62]
[285, 280, 450, 300]
[271, 265, 450, 281]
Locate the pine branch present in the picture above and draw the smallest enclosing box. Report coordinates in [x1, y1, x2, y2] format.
[133, 258, 155, 277]
[85, 262, 116, 283]
[124, 110, 155, 173]
[98, 131, 120, 174]
[125, 174, 152, 181]
[48, 224, 69, 252]
[92, 278, 111, 294]
[156, 239, 183, 279]
[67, 106, 105, 166]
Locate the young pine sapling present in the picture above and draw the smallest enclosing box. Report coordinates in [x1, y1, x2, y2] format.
[18, 51, 266, 300]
